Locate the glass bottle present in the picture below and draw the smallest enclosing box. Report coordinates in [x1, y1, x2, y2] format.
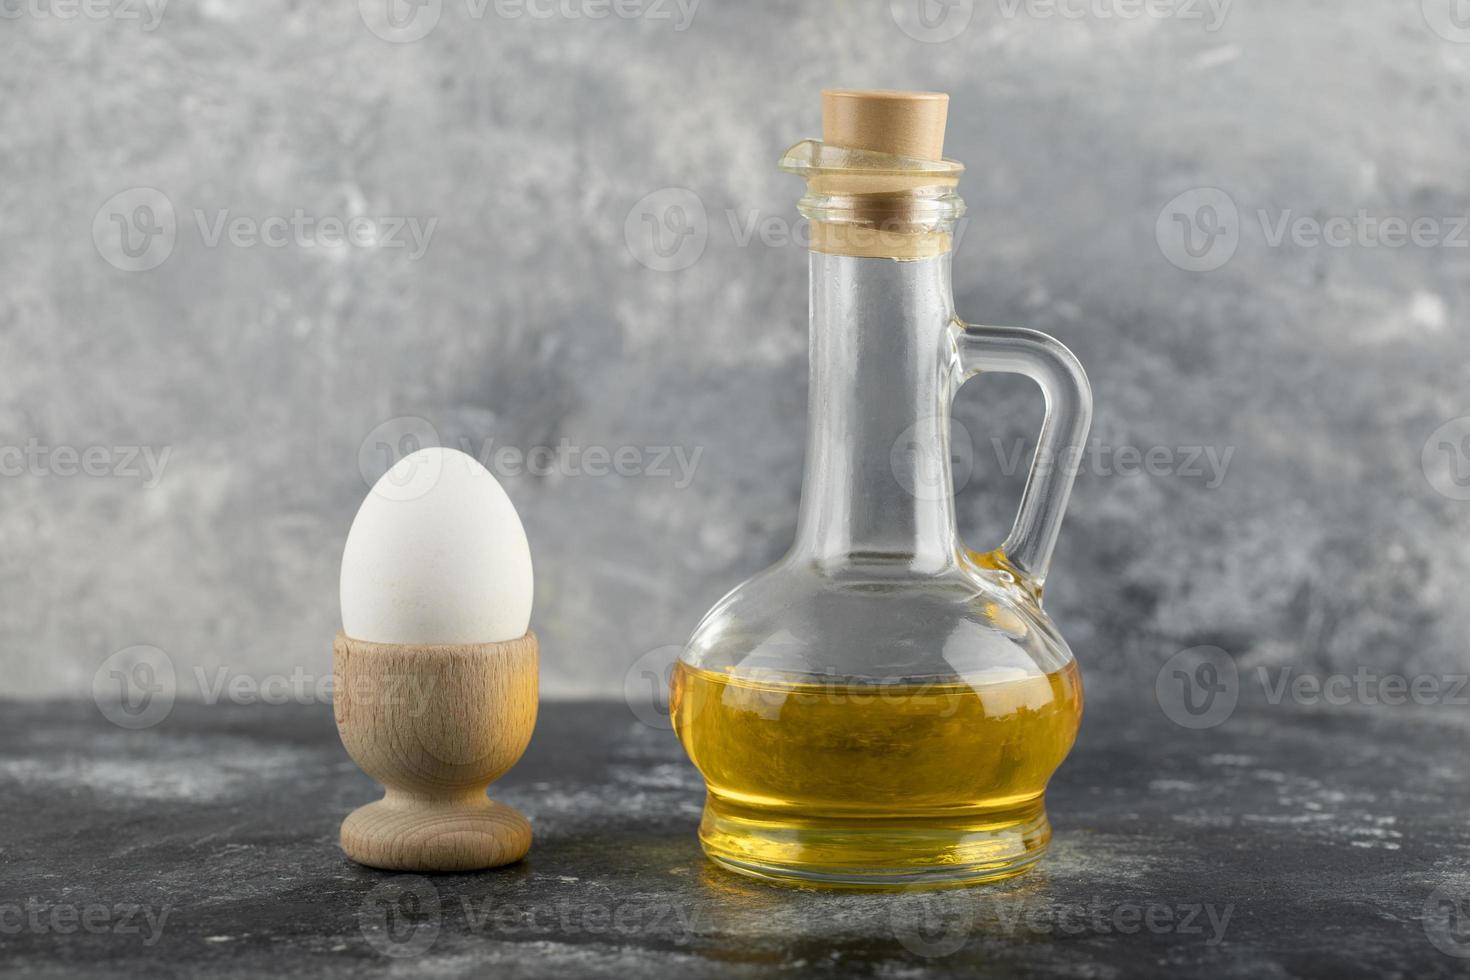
[671, 91, 1093, 888]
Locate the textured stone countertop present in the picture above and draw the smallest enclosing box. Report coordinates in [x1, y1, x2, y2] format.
[2, 697, 1468, 978]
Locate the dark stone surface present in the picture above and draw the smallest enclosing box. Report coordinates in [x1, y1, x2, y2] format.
[1, 697, 1468, 978]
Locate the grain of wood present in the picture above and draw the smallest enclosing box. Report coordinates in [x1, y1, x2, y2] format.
[333, 631, 538, 872]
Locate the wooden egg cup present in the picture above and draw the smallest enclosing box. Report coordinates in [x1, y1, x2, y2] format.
[333, 631, 537, 872]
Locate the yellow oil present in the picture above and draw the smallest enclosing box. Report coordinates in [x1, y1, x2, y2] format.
[671, 660, 1083, 888]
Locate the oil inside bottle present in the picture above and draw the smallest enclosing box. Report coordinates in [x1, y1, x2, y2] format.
[671, 660, 1082, 888]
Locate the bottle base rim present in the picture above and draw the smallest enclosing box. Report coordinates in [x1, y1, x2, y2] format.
[697, 797, 1053, 891]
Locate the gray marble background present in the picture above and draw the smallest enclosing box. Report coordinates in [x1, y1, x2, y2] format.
[4, 0, 1469, 700]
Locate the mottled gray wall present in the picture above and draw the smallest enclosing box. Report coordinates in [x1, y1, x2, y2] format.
[4, 1, 1469, 701]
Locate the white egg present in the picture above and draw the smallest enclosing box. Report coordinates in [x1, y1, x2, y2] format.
[340, 447, 533, 644]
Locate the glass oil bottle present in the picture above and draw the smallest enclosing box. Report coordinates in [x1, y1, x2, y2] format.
[672, 90, 1093, 889]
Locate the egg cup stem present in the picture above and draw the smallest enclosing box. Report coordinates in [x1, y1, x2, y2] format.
[333, 631, 538, 872]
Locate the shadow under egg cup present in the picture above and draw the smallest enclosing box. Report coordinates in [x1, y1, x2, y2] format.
[333, 631, 538, 872]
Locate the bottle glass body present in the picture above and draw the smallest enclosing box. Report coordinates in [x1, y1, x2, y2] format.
[673, 146, 1092, 889]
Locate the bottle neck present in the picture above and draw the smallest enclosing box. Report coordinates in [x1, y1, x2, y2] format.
[791, 249, 962, 573]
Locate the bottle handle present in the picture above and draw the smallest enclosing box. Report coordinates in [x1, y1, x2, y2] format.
[955, 322, 1092, 597]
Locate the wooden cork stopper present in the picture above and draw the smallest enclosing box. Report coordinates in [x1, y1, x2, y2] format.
[822, 89, 949, 162]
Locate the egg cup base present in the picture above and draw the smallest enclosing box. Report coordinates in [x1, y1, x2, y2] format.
[341, 795, 532, 872]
